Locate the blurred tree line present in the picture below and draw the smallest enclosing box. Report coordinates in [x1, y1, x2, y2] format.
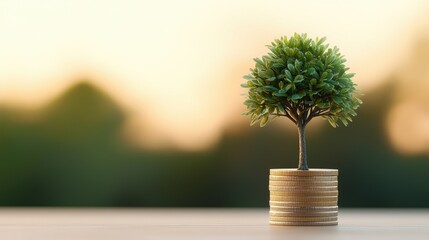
[0, 81, 428, 207]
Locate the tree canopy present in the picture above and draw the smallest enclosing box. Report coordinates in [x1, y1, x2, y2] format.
[242, 33, 362, 128]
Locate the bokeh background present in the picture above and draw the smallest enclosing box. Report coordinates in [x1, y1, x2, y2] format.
[1, 0, 429, 207]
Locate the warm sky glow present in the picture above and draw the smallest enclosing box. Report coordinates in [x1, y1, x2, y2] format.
[387, 102, 429, 155]
[386, 35, 429, 155]
[0, 0, 428, 150]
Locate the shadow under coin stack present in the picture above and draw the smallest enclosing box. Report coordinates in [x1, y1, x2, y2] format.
[269, 169, 338, 226]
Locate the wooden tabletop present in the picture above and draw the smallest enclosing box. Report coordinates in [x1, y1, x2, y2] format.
[0, 208, 428, 239]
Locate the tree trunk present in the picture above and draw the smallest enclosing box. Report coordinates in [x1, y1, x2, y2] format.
[297, 123, 308, 170]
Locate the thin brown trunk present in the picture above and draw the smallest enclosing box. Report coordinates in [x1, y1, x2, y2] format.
[297, 123, 308, 170]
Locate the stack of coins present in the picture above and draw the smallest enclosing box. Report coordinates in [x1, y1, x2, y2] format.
[269, 169, 338, 226]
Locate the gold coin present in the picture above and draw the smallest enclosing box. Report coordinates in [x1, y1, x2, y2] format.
[269, 175, 337, 181]
[269, 211, 338, 217]
[269, 180, 338, 186]
[270, 169, 338, 176]
[270, 216, 338, 222]
[270, 195, 337, 202]
[269, 186, 337, 191]
[269, 190, 338, 197]
[270, 221, 338, 226]
[269, 201, 337, 207]
[269, 206, 338, 212]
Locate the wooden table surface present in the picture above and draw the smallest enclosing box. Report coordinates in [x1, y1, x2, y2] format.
[0, 208, 428, 239]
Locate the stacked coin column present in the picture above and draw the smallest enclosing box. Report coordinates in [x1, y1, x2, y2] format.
[269, 169, 338, 226]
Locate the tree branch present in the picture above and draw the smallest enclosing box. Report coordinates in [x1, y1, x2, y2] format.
[304, 106, 335, 124]
[282, 101, 299, 121]
[318, 112, 334, 117]
[299, 108, 309, 126]
[272, 113, 297, 124]
[304, 106, 317, 124]
[314, 109, 332, 117]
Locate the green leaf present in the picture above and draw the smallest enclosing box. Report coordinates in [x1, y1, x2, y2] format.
[317, 36, 327, 45]
[278, 88, 287, 94]
[255, 78, 265, 86]
[260, 115, 269, 127]
[285, 47, 294, 56]
[267, 77, 276, 82]
[277, 104, 286, 113]
[327, 118, 337, 128]
[307, 67, 316, 76]
[244, 99, 258, 106]
[316, 102, 330, 108]
[294, 32, 300, 39]
[305, 51, 313, 59]
[264, 86, 278, 91]
[340, 117, 349, 126]
[291, 92, 305, 100]
[355, 97, 363, 104]
[294, 75, 304, 83]
[272, 62, 285, 68]
[287, 63, 295, 73]
[291, 94, 301, 100]
[344, 73, 355, 78]
[326, 72, 334, 81]
[250, 117, 259, 126]
[326, 55, 335, 65]
[316, 82, 327, 89]
[346, 115, 353, 122]
[254, 58, 264, 66]
[320, 72, 328, 81]
[284, 70, 293, 80]
[333, 96, 343, 104]
[243, 74, 255, 80]
[258, 70, 268, 78]
[273, 91, 287, 97]
[294, 60, 302, 71]
[310, 79, 317, 85]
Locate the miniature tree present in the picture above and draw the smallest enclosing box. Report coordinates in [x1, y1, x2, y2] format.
[241, 33, 362, 170]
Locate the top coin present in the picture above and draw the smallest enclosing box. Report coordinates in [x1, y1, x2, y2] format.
[269, 175, 337, 181]
[270, 169, 338, 176]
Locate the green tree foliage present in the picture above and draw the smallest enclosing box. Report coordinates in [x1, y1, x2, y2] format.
[241, 33, 362, 169]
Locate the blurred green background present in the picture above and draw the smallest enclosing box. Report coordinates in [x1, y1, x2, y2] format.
[1, 0, 429, 207]
[0, 77, 428, 207]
